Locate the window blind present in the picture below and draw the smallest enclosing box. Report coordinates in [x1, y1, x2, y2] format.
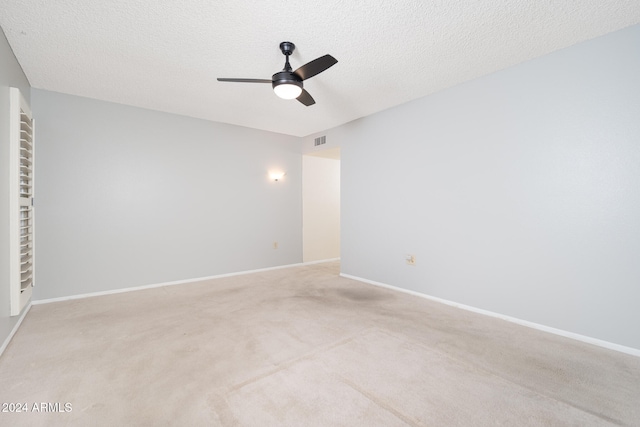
[10, 88, 34, 315]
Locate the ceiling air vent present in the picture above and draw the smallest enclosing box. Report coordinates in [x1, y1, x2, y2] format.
[314, 135, 326, 147]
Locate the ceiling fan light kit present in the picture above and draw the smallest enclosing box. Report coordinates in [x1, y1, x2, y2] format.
[272, 72, 303, 99]
[217, 41, 337, 106]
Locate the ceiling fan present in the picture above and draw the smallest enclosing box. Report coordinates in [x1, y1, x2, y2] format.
[217, 42, 337, 106]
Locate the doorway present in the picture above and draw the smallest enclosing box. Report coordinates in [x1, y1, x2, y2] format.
[302, 148, 340, 262]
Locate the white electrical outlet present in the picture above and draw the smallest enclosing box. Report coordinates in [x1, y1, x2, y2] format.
[406, 254, 416, 266]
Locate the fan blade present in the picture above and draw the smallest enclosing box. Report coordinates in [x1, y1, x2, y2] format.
[217, 78, 272, 83]
[294, 55, 337, 81]
[297, 89, 315, 106]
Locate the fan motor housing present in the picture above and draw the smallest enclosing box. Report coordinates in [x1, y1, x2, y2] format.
[272, 71, 302, 90]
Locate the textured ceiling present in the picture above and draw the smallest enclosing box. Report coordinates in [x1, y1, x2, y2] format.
[1, 1, 640, 137]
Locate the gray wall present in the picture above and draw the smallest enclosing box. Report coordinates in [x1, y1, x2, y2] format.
[0, 28, 31, 345]
[324, 25, 640, 349]
[32, 90, 302, 300]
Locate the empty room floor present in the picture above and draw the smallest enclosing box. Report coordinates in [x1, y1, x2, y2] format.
[1, 262, 639, 426]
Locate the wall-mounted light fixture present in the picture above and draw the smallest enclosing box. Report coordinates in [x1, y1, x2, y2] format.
[269, 171, 286, 181]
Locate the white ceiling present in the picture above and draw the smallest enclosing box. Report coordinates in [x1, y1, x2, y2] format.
[1, 1, 639, 137]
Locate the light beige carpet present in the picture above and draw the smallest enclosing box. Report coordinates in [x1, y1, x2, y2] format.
[1, 262, 639, 426]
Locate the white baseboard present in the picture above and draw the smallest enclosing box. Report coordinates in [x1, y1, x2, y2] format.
[340, 273, 640, 358]
[0, 302, 32, 358]
[32, 259, 341, 305]
[303, 257, 341, 265]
